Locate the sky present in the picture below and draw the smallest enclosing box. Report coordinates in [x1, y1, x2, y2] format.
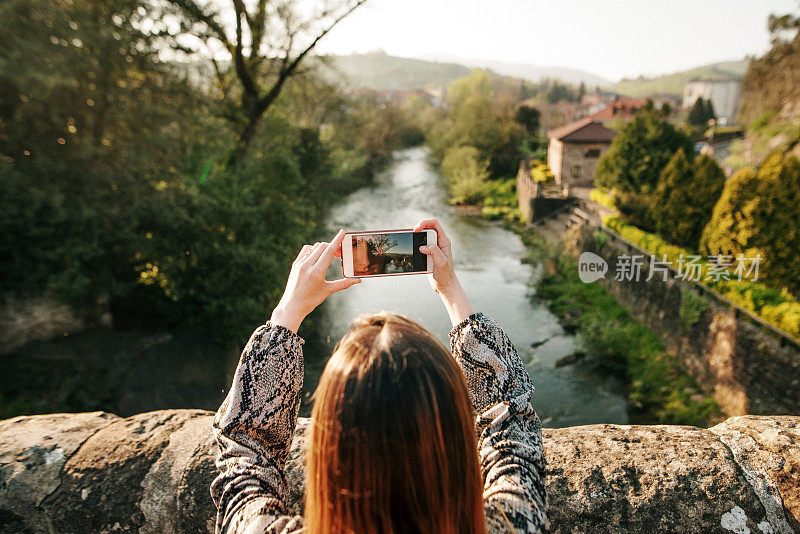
[316, 0, 798, 81]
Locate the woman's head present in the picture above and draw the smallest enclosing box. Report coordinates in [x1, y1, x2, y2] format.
[306, 312, 485, 534]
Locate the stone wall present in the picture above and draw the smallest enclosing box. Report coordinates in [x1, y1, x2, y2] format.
[516, 161, 574, 224]
[1, 410, 798, 533]
[569, 221, 800, 417]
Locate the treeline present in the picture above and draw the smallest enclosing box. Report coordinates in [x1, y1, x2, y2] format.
[418, 69, 550, 211]
[0, 0, 417, 344]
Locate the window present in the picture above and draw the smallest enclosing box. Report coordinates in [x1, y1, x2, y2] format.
[585, 149, 601, 158]
[572, 165, 581, 178]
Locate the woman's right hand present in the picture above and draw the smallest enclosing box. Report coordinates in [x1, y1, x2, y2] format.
[270, 229, 360, 333]
[414, 218, 474, 325]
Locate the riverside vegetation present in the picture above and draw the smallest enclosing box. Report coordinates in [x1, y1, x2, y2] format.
[0, 0, 422, 418]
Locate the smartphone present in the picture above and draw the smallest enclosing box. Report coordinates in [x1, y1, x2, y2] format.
[341, 229, 437, 278]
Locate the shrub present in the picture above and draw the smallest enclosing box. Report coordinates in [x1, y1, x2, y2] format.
[590, 188, 617, 210]
[701, 152, 800, 296]
[596, 103, 694, 228]
[440, 145, 490, 204]
[679, 289, 708, 331]
[649, 150, 724, 249]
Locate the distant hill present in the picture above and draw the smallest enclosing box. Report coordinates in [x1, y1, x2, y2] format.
[424, 54, 610, 87]
[606, 60, 749, 98]
[324, 52, 472, 91]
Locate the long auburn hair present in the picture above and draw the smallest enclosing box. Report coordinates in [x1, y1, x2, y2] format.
[305, 312, 486, 534]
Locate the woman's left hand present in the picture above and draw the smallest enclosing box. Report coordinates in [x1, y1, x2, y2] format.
[270, 229, 361, 333]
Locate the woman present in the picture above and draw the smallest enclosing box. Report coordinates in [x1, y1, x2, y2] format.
[211, 219, 548, 533]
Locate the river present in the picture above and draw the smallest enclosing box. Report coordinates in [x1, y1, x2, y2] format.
[306, 148, 628, 428]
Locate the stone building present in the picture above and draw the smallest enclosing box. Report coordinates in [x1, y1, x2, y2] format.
[683, 80, 742, 125]
[547, 118, 617, 186]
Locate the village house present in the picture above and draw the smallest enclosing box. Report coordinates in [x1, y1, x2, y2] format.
[547, 118, 617, 187]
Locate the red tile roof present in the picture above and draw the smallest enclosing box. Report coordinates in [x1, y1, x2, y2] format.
[589, 98, 649, 120]
[547, 118, 617, 143]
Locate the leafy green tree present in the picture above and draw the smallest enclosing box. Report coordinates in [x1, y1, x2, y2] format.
[0, 0, 218, 310]
[440, 146, 489, 204]
[427, 69, 524, 177]
[688, 97, 717, 127]
[688, 98, 708, 126]
[649, 150, 724, 249]
[701, 152, 800, 296]
[514, 105, 541, 133]
[596, 103, 694, 228]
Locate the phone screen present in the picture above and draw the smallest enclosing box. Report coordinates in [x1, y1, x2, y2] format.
[350, 232, 428, 276]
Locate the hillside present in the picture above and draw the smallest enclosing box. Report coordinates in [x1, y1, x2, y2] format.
[606, 60, 749, 98]
[324, 52, 472, 91]
[424, 54, 610, 87]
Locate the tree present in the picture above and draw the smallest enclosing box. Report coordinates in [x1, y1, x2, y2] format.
[596, 103, 694, 228]
[688, 97, 715, 127]
[162, 0, 368, 160]
[368, 235, 398, 255]
[440, 146, 489, 205]
[649, 151, 724, 249]
[704, 99, 717, 123]
[514, 105, 541, 133]
[0, 0, 216, 307]
[700, 152, 800, 295]
[428, 69, 524, 177]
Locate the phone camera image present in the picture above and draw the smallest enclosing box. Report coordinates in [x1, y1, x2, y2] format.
[352, 232, 428, 276]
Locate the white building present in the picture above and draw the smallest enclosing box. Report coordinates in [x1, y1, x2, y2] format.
[683, 80, 742, 126]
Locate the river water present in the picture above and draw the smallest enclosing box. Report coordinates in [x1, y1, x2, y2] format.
[307, 148, 628, 428]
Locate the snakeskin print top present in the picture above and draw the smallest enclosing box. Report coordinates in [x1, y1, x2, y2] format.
[211, 312, 548, 533]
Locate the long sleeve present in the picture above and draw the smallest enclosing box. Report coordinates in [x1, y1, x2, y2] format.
[210, 323, 306, 534]
[449, 313, 549, 533]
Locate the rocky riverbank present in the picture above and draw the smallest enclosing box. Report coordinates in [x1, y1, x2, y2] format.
[1, 410, 798, 533]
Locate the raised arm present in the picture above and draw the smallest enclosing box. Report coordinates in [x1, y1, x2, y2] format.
[211, 323, 305, 534]
[450, 313, 548, 533]
[415, 218, 549, 533]
[211, 232, 360, 534]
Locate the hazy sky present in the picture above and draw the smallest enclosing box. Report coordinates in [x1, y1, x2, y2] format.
[316, 0, 797, 81]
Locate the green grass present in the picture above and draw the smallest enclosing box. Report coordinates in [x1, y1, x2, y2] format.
[535, 249, 722, 426]
[481, 177, 525, 224]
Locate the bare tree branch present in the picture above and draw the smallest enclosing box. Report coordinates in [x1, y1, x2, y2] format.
[166, 0, 370, 159]
[230, 0, 258, 100]
[169, 0, 230, 46]
[258, 0, 369, 114]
